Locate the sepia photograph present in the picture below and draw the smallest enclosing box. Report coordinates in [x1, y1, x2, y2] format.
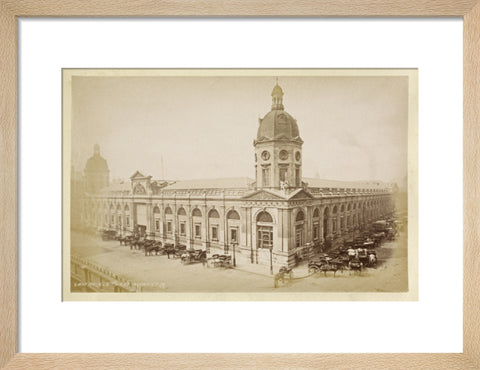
[63, 69, 417, 300]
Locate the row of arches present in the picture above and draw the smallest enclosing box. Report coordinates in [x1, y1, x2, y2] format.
[82, 197, 392, 252]
[150, 207, 243, 247]
[154, 206, 240, 220]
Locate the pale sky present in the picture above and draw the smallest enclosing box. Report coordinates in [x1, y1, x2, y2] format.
[71, 74, 408, 185]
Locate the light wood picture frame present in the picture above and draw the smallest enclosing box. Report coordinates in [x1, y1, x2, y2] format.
[1, 1, 478, 368]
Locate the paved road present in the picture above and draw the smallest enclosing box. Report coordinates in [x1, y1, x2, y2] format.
[71, 231, 409, 293]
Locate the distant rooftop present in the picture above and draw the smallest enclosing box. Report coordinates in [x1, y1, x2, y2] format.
[100, 181, 131, 193]
[163, 177, 255, 190]
[304, 177, 391, 190]
[99, 175, 391, 195]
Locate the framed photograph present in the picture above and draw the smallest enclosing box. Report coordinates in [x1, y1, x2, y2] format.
[1, 1, 478, 368]
[62, 68, 417, 302]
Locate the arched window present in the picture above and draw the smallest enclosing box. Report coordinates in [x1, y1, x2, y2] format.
[227, 210, 240, 245]
[192, 208, 202, 239]
[176, 207, 187, 236]
[208, 209, 220, 242]
[227, 210, 240, 220]
[332, 206, 337, 214]
[347, 204, 351, 211]
[295, 210, 305, 248]
[165, 207, 172, 215]
[256, 211, 273, 249]
[153, 206, 161, 232]
[110, 205, 115, 224]
[124, 204, 130, 227]
[257, 211, 273, 223]
[192, 208, 202, 217]
[313, 208, 320, 241]
[340, 204, 345, 213]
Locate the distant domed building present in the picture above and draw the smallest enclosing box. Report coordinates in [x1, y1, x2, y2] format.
[80, 83, 394, 271]
[84, 144, 109, 194]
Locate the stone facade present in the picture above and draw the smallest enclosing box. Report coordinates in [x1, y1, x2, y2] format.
[78, 83, 395, 271]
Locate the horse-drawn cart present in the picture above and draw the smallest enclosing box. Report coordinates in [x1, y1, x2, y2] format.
[207, 254, 232, 268]
[308, 257, 344, 277]
[145, 241, 163, 256]
[101, 229, 117, 241]
[180, 249, 207, 265]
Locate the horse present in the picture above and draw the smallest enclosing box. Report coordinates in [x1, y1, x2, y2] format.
[163, 244, 175, 259]
[320, 263, 340, 277]
[130, 238, 140, 250]
[274, 267, 293, 288]
[144, 241, 159, 256]
[348, 258, 363, 274]
[368, 253, 377, 267]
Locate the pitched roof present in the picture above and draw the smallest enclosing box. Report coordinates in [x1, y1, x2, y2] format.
[304, 177, 391, 190]
[130, 170, 151, 179]
[163, 177, 254, 190]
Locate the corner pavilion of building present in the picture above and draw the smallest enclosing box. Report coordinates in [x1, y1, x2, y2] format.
[80, 83, 395, 270]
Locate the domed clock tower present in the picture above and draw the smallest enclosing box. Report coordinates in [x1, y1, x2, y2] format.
[254, 82, 303, 190]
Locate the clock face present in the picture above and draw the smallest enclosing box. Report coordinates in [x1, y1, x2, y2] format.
[261, 151, 270, 161]
[295, 151, 301, 161]
[279, 150, 288, 160]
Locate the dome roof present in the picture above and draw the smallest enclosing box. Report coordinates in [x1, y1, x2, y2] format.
[85, 154, 109, 173]
[85, 144, 109, 173]
[256, 82, 302, 143]
[257, 110, 300, 140]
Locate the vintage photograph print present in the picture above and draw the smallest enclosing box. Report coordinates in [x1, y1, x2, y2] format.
[63, 69, 417, 301]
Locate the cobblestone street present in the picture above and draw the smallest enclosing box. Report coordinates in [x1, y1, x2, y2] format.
[71, 230, 408, 293]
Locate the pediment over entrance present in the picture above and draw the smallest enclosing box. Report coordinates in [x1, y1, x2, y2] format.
[287, 189, 314, 200]
[242, 190, 287, 201]
[130, 170, 151, 180]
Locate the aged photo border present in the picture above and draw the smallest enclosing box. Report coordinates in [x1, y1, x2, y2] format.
[1, 1, 479, 368]
[62, 68, 418, 302]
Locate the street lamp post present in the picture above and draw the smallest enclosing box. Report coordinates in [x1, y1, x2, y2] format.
[232, 241, 237, 267]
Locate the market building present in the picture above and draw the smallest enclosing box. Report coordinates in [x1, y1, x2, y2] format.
[79, 83, 395, 269]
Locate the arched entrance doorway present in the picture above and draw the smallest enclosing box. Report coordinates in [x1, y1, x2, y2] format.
[227, 210, 241, 265]
[256, 211, 273, 249]
[312, 208, 320, 243]
[256, 211, 274, 271]
[295, 210, 305, 249]
[323, 207, 329, 240]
